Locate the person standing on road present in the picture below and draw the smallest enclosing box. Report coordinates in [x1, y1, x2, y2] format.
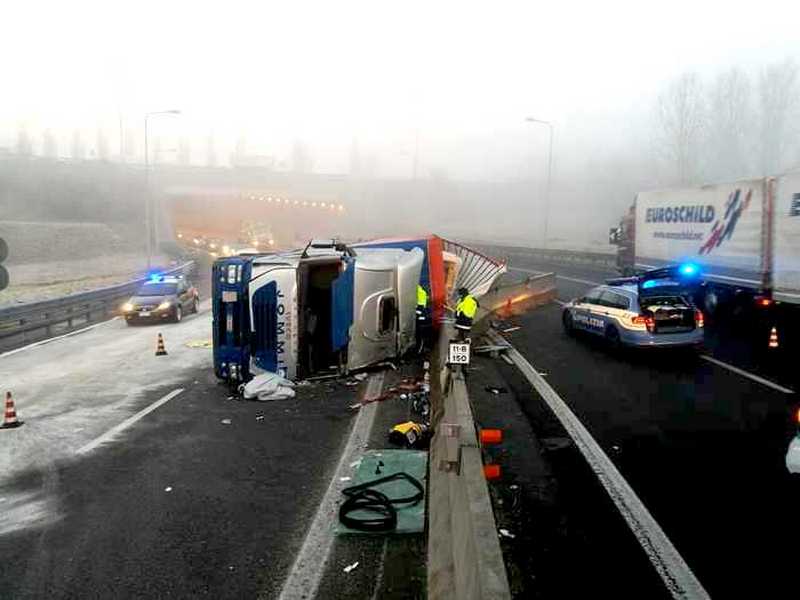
[454, 287, 478, 341]
[415, 283, 431, 353]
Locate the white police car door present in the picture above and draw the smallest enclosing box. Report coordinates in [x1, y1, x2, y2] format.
[597, 290, 632, 329]
[574, 288, 606, 333]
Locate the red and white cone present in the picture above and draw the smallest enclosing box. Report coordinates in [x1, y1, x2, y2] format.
[2, 391, 23, 429]
[768, 326, 779, 349]
[155, 333, 168, 356]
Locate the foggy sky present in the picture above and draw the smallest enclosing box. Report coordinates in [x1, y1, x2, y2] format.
[2, 0, 799, 177]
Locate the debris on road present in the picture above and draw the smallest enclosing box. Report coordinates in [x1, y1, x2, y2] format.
[353, 373, 369, 382]
[185, 340, 213, 349]
[255, 415, 265, 422]
[243, 372, 296, 401]
[389, 421, 429, 448]
[339, 476, 352, 482]
[343, 561, 359, 574]
[499, 528, 515, 539]
[485, 386, 508, 395]
[164, 486, 173, 492]
[221, 418, 232, 425]
[501, 326, 521, 334]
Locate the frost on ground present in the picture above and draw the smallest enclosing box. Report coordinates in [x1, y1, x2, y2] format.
[0, 252, 171, 307]
[0, 302, 213, 535]
[0, 220, 172, 307]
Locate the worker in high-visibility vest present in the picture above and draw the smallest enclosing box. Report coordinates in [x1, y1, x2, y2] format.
[455, 287, 478, 340]
[415, 284, 430, 353]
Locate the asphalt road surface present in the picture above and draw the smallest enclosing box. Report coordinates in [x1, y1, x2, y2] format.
[498, 250, 800, 599]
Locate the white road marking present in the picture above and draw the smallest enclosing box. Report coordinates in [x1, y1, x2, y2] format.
[275, 373, 382, 600]
[489, 330, 709, 599]
[509, 267, 601, 287]
[700, 355, 794, 394]
[75, 388, 184, 454]
[0, 318, 121, 358]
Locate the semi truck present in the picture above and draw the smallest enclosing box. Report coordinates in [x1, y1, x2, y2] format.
[610, 172, 800, 316]
[212, 235, 506, 382]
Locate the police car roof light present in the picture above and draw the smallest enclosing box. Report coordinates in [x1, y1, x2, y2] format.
[679, 262, 700, 277]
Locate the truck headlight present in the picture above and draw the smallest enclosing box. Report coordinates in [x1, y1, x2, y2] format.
[122, 302, 134, 312]
[157, 301, 172, 310]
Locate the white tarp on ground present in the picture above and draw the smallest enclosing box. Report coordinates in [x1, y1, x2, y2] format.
[773, 172, 800, 304]
[242, 372, 296, 401]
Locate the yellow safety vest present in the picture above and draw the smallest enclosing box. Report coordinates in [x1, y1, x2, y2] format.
[417, 285, 428, 307]
[456, 295, 478, 319]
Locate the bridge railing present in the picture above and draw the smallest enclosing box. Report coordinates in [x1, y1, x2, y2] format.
[0, 261, 195, 352]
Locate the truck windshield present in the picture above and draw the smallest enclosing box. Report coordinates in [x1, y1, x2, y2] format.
[137, 283, 177, 296]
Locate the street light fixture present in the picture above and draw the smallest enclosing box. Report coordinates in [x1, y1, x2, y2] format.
[525, 117, 554, 248]
[144, 110, 181, 269]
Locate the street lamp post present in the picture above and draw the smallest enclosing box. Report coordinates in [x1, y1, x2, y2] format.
[144, 110, 181, 269]
[525, 117, 554, 248]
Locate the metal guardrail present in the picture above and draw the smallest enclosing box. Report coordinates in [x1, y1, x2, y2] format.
[427, 273, 556, 600]
[465, 241, 618, 270]
[0, 261, 195, 351]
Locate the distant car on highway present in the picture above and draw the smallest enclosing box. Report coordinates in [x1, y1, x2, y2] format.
[562, 265, 704, 350]
[121, 275, 199, 325]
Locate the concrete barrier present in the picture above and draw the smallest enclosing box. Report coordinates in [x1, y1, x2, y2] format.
[427, 272, 556, 600]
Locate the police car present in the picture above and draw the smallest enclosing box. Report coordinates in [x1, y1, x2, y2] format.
[121, 275, 199, 325]
[561, 264, 704, 349]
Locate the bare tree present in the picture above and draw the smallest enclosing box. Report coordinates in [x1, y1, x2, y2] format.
[206, 133, 217, 167]
[178, 137, 191, 165]
[231, 135, 247, 166]
[655, 72, 706, 184]
[291, 140, 314, 174]
[96, 128, 110, 161]
[124, 128, 137, 161]
[757, 59, 799, 175]
[70, 130, 86, 160]
[42, 129, 58, 158]
[705, 68, 753, 180]
[16, 125, 33, 155]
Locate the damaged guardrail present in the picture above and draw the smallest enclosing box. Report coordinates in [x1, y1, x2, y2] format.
[0, 261, 195, 351]
[427, 272, 556, 600]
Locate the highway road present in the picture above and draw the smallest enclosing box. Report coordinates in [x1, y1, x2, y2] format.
[497, 251, 800, 599]
[0, 298, 423, 599]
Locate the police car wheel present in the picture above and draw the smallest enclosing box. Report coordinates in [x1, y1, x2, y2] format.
[562, 311, 574, 335]
[605, 325, 621, 349]
[174, 305, 183, 323]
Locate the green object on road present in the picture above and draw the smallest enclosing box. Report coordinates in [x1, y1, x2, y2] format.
[336, 449, 427, 535]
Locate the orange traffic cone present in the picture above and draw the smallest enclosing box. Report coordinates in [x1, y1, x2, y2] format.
[2, 391, 23, 429]
[768, 326, 779, 349]
[155, 333, 168, 356]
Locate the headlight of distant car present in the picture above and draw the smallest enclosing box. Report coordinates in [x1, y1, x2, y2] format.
[122, 302, 134, 312]
[157, 301, 172, 311]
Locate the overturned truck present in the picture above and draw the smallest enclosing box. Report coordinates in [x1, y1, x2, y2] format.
[212, 235, 506, 382]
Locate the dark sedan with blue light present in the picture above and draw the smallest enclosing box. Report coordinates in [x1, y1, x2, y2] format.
[562, 264, 705, 349]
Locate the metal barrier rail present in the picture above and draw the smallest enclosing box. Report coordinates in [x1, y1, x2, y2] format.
[427, 272, 556, 600]
[0, 261, 195, 351]
[464, 241, 617, 270]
